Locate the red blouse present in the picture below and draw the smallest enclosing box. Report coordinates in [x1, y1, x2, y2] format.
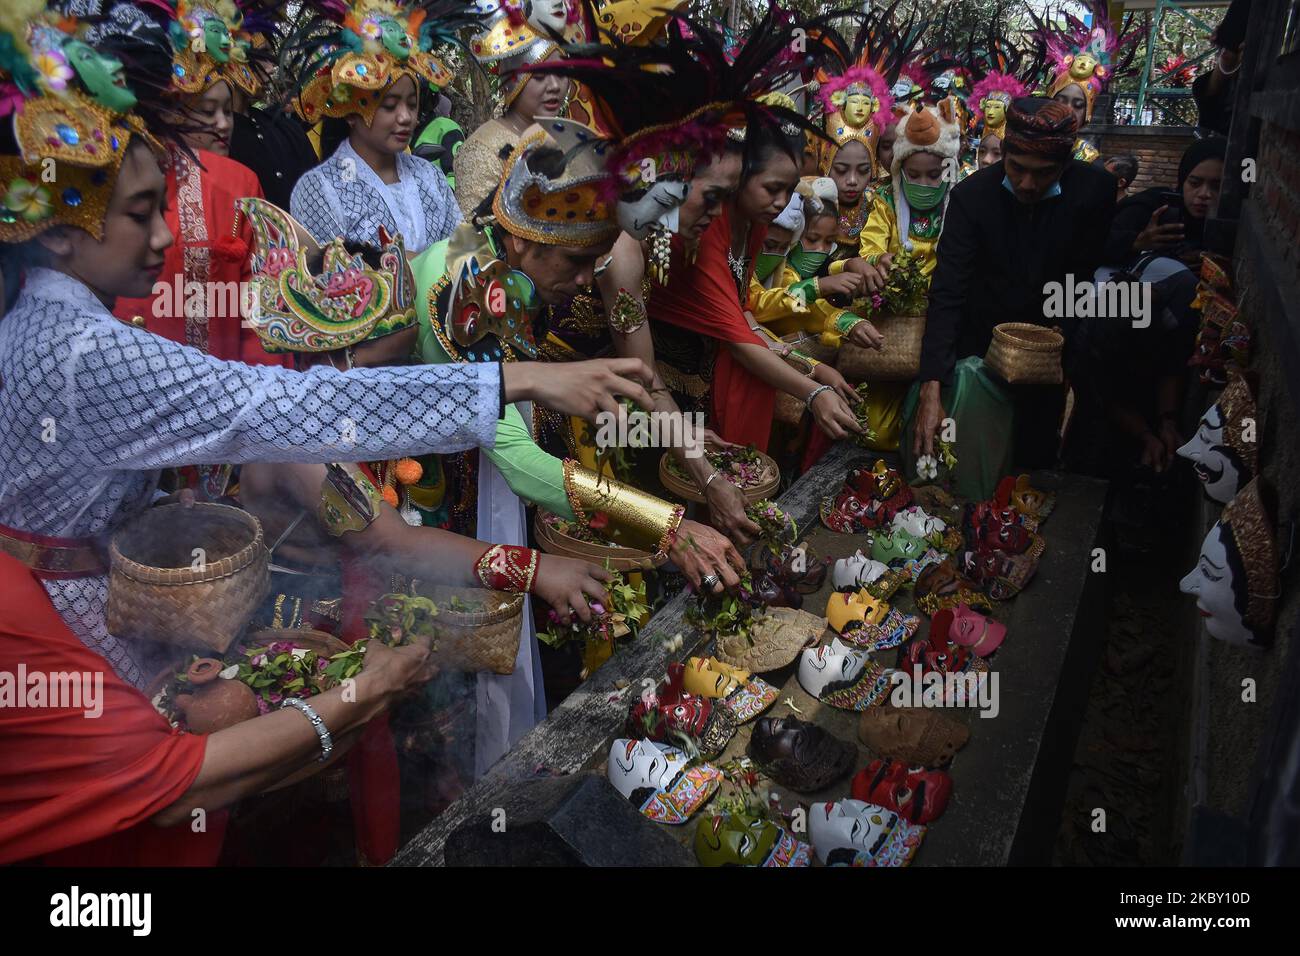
[648, 206, 776, 451]
[113, 149, 291, 368]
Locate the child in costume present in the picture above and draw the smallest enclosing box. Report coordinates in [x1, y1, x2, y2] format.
[1031, 0, 1140, 162]
[854, 99, 962, 452]
[748, 177, 872, 349]
[108, 0, 283, 366]
[282, 0, 467, 253]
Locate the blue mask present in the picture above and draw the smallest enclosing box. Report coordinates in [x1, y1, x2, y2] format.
[1002, 175, 1062, 200]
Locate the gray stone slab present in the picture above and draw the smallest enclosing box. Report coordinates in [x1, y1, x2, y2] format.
[442, 772, 695, 867]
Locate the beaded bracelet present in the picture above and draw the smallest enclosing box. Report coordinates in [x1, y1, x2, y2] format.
[281, 697, 334, 763]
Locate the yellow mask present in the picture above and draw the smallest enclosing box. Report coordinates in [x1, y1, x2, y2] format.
[983, 99, 1006, 128]
[825, 589, 889, 633]
[683, 657, 743, 698]
[842, 92, 876, 129]
[1070, 53, 1098, 81]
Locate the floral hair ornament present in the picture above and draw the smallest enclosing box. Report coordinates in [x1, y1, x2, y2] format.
[281, 0, 476, 123]
[0, 0, 170, 241]
[1029, 0, 1142, 124]
[238, 196, 418, 352]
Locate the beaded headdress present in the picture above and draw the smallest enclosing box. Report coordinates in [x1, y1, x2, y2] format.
[1218, 477, 1279, 645]
[281, 0, 474, 124]
[238, 196, 417, 352]
[0, 0, 171, 241]
[1030, 0, 1142, 123]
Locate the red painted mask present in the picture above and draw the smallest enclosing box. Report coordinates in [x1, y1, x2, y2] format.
[851, 759, 953, 825]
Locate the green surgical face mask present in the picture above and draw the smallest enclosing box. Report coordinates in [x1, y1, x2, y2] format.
[788, 244, 829, 279]
[754, 252, 786, 282]
[903, 180, 948, 211]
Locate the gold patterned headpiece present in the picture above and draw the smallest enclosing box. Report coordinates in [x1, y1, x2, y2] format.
[238, 197, 417, 353]
[0, 2, 166, 242]
[468, 0, 582, 106]
[491, 119, 618, 247]
[168, 0, 263, 97]
[288, 0, 461, 124]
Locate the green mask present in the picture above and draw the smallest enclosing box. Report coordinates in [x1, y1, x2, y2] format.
[754, 252, 786, 283]
[787, 244, 829, 279]
[63, 40, 136, 112]
[903, 180, 948, 211]
[379, 19, 413, 60]
[694, 813, 782, 866]
[202, 20, 232, 64]
[871, 529, 926, 566]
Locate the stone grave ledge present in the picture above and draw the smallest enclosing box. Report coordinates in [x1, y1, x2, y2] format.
[392, 442, 1109, 866]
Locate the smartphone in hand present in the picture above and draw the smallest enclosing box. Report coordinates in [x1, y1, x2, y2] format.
[1158, 190, 1184, 225]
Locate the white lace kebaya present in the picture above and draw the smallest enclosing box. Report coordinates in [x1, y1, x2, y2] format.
[289, 139, 461, 254]
[0, 268, 501, 685]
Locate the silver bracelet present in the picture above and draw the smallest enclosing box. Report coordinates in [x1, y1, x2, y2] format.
[281, 697, 334, 763]
[703, 469, 723, 491]
[805, 384, 833, 411]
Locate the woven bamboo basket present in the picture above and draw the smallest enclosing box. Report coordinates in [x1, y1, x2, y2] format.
[533, 509, 666, 572]
[658, 448, 781, 504]
[409, 583, 523, 675]
[984, 322, 1064, 385]
[836, 313, 926, 382]
[775, 334, 838, 424]
[106, 503, 269, 654]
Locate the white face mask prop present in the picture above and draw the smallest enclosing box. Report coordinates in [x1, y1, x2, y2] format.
[616, 179, 688, 239]
[832, 549, 890, 590]
[798, 637, 867, 698]
[1176, 375, 1258, 505]
[606, 738, 722, 824]
[1179, 477, 1278, 648]
[527, 0, 569, 34]
[892, 505, 946, 540]
[808, 798, 925, 866]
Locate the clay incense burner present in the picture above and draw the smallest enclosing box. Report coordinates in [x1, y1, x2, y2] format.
[173, 658, 259, 734]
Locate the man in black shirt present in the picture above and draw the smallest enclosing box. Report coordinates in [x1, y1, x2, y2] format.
[913, 98, 1116, 467]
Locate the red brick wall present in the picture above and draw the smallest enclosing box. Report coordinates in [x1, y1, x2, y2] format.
[1095, 128, 1197, 196]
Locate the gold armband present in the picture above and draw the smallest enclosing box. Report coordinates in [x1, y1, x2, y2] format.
[318, 462, 382, 537]
[562, 459, 684, 557]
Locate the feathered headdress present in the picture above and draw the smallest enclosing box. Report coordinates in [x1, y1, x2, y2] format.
[519, 4, 822, 280]
[279, 0, 476, 123]
[130, 0, 273, 96]
[811, 2, 939, 174]
[967, 7, 1046, 141]
[1029, 0, 1143, 122]
[0, 0, 176, 242]
[526, 5, 819, 199]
